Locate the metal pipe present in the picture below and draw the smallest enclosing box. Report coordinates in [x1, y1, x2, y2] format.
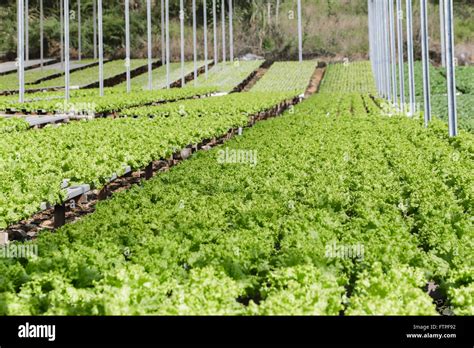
[397, 0, 405, 109]
[297, 0, 303, 62]
[389, 0, 398, 106]
[93, 0, 97, 60]
[64, 0, 70, 101]
[40, 0, 44, 68]
[78, 0, 81, 61]
[165, 0, 170, 89]
[222, 0, 226, 62]
[98, 0, 103, 96]
[439, 0, 446, 67]
[420, 0, 431, 126]
[228, 0, 234, 62]
[17, 0, 25, 102]
[213, 0, 218, 65]
[444, 0, 457, 136]
[383, 1, 392, 102]
[60, 0, 64, 68]
[406, 0, 416, 115]
[180, 0, 185, 85]
[193, 0, 198, 82]
[147, 0, 153, 90]
[204, 0, 209, 78]
[125, 0, 131, 93]
[161, 0, 165, 64]
[25, 0, 29, 62]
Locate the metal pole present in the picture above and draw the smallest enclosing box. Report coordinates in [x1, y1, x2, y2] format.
[439, 0, 446, 67]
[389, 0, 397, 106]
[78, 0, 81, 61]
[228, 0, 234, 62]
[397, 0, 405, 110]
[147, 0, 153, 90]
[18, 0, 25, 102]
[204, 0, 209, 78]
[165, 0, 170, 88]
[125, 0, 131, 93]
[377, 1, 385, 98]
[161, 0, 165, 64]
[25, 0, 29, 62]
[60, 0, 64, 68]
[297, 0, 303, 62]
[213, 0, 218, 65]
[406, 0, 415, 115]
[193, 0, 198, 82]
[180, 0, 185, 85]
[420, 0, 431, 126]
[64, 0, 70, 101]
[445, 0, 457, 136]
[40, 0, 44, 68]
[98, 0, 103, 96]
[222, 0, 226, 62]
[384, 1, 392, 102]
[93, 0, 97, 59]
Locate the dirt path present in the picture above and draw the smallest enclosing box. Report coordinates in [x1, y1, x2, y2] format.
[305, 67, 326, 97]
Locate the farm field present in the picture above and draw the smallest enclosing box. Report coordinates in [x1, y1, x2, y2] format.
[250, 61, 317, 94]
[189, 60, 263, 92]
[0, 61, 472, 316]
[115, 61, 209, 90]
[0, 59, 98, 92]
[32, 59, 150, 89]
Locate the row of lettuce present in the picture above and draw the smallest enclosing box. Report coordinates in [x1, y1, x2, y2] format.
[0, 92, 296, 229]
[1, 92, 472, 315]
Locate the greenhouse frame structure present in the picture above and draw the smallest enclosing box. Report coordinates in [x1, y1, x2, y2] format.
[15, 0, 304, 99]
[368, 0, 458, 136]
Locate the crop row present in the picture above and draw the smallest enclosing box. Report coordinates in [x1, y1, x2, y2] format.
[0, 87, 217, 115]
[190, 61, 263, 92]
[250, 61, 317, 94]
[116, 61, 208, 90]
[319, 61, 377, 94]
[0, 92, 294, 228]
[0, 91, 472, 315]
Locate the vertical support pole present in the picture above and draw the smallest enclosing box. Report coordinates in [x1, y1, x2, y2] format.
[439, 0, 446, 67]
[193, 0, 198, 82]
[383, 1, 392, 102]
[64, 0, 70, 102]
[161, 0, 165, 64]
[60, 0, 64, 68]
[445, 0, 457, 136]
[420, 0, 431, 126]
[180, 0, 185, 85]
[222, 0, 226, 63]
[228, 0, 234, 62]
[78, 0, 81, 61]
[213, 0, 218, 65]
[204, 0, 209, 78]
[397, 0, 405, 110]
[93, 0, 97, 60]
[406, 0, 416, 115]
[25, 0, 29, 62]
[297, 0, 303, 62]
[40, 0, 44, 68]
[125, 0, 131, 93]
[165, 0, 170, 88]
[98, 0, 104, 96]
[389, 0, 398, 106]
[18, 0, 25, 103]
[147, 0, 153, 90]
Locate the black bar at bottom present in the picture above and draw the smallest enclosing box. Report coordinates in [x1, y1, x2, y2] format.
[0, 316, 472, 346]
